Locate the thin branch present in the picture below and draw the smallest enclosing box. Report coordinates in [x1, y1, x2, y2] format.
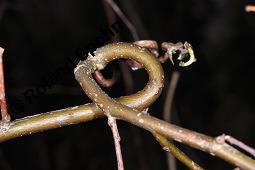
[0, 47, 10, 122]
[104, 0, 142, 71]
[108, 115, 124, 170]
[102, 0, 135, 94]
[101, 2, 133, 169]
[92, 0, 121, 89]
[161, 42, 199, 170]
[246, 5, 255, 12]
[101, 0, 120, 42]
[163, 71, 180, 170]
[163, 71, 180, 122]
[217, 134, 255, 158]
[104, 0, 139, 41]
[152, 131, 203, 170]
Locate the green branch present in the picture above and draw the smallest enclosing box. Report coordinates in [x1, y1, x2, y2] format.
[75, 42, 255, 170]
[1, 42, 254, 170]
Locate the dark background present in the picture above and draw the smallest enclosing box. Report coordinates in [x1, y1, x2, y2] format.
[0, 0, 255, 169]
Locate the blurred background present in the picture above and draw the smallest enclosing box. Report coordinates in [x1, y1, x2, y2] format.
[0, 0, 255, 169]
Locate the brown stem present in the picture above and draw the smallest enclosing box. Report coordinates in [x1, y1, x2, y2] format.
[93, 70, 118, 88]
[104, 0, 139, 41]
[94, 67, 122, 169]
[104, 0, 144, 72]
[105, 3, 140, 169]
[101, 0, 119, 42]
[102, 0, 135, 94]
[93, 0, 121, 88]
[163, 71, 180, 122]
[75, 42, 255, 170]
[163, 71, 180, 170]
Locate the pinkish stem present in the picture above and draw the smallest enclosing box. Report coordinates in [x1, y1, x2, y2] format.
[0, 47, 10, 122]
[108, 115, 125, 170]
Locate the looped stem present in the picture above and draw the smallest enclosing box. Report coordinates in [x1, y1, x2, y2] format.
[75, 42, 255, 170]
[0, 42, 163, 142]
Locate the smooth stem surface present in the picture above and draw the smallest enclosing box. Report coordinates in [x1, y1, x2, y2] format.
[152, 131, 203, 170]
[75, 42, 255, 170]
[0, 43, 163, 142]
[76, 42, 201, 168]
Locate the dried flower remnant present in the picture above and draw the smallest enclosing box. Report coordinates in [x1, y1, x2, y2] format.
[132, 40, 196, 67]
[161, 41, 196, 67]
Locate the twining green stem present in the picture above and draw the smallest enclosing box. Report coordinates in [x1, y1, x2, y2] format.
[152, 132, 203, 170]
[0, 42, 201, 169]
[75, 42, 255, 170]
[0, 42, 162, 142]
[0, 46, 161, 142]
[1, 42, 254, 170]
[75, 42, 201, 169]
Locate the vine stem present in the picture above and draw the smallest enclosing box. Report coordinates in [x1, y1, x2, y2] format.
[152, 131, 202, 170]
[75, 43, 255, 170]
[134, 40, 199, 169]
[0, 43, 255, 170]
[0, 42, 202, 169]
[0, 43, 164, 141]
